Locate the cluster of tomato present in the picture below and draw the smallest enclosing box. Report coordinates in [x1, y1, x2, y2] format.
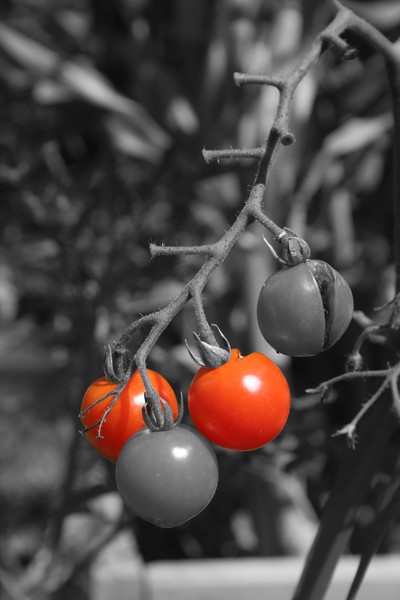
[80, 258, 353, 528]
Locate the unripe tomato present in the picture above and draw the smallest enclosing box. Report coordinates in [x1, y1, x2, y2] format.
[116, 425, 219, 528]
[188, 349, 290, 451]
[80, 371, 178, 462]
[257, 259, 353, 357]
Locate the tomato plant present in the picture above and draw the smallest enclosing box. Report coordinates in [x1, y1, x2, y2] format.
[115, 424, 219, 528]
[257, 259, 354, 357]
[80, 370, 178, 462]
[188, 349, 290, 451]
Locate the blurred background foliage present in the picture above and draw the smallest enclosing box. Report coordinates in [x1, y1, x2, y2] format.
[1, 0, 400, 598]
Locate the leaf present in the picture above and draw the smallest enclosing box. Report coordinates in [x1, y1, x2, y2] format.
[104, 116, 164, 163]
[287, 114, 392, 233]
[345, 460, 400, 600]
[291, 393, 397, 600]
[324, 115, 392, 157]
[0, 22, 56, 73]
[0, 23, 170, 152]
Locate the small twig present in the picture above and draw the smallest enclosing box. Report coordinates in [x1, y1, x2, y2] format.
[390, 372, 400, 417]
[202, 146, 264, 163]
[150, 242, 220, 259]
[306, 369, 392, 393]
[233, 72, 284, 89]
[333, 369, 397, 444]
[93, 391, 123, 438]
[78, 388, 117, 418]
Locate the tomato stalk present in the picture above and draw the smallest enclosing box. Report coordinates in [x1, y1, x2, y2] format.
[90, 2, 393, 437]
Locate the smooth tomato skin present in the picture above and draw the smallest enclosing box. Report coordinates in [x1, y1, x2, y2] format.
[80, 371, 178, 462]
[188, 349, 290, 451]
[115, 425, 219, 528]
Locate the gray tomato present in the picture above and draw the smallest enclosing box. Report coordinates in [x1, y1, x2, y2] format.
[257, 259, 354, 357]
[115, 425, 219, 528]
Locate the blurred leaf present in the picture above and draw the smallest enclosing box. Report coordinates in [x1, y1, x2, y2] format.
[55, 9, 91, 41]
[104, 116, 164, 163]
[0, 22, 55, 73]
[291, 394, 397, 600]
[287, 114, 391, 234]
[352, 145, 387, 192]
[33, 79, 75, 104]
[324, 114, 392, 157]
[345, 460, 400, 600]
[269, 3, 302, 60]
[0, 23, 170, 152]
[165, 95, 199, 135]
[0, 262, 18, 321]
[328, 188, 357, 268]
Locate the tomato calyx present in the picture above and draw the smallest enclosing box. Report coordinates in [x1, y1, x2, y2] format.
[104, 343, 132, 383]
[100, 344, 183, 435]
[263, 227, 311, 267]
[142, 390, 184, 432]
[185, 324, 231, 369]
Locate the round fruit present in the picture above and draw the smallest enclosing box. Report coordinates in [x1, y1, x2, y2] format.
[80, 371, 178, 462]
[257, 259, 353, 357]
[115, 425, 219, 528]
[188, 349, 290, 451]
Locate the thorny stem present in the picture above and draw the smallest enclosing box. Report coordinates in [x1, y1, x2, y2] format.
[233, 72, 284, 89]
[190, 287, 217, 345]
[202, 146, 264, 163]
[101, 1, 400, 429]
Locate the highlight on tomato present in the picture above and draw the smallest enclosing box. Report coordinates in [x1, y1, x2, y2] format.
[115, 424, 219, 528]
[188, 349, 291, 451]
[80, 370, 178, 462]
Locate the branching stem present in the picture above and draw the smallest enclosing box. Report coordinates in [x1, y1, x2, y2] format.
[333, 366, 400, 445]
[306, 369, 393, 393]
[99, 0, 400, 429]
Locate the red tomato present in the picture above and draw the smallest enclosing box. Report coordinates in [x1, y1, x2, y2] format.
[80, 370, 178, 462]
[188, 349, 290, 451]
[116, 425, 219, 528]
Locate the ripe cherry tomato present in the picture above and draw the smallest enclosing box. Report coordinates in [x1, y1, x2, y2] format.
[80, 370, 178, 462]
[115, 425, 219, 528]
[188, 349, 290, 451]
[257, 259, 354, 357]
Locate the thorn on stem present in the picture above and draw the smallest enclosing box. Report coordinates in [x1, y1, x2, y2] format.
[323, 33, 359, 61]
[345, 351, 363, 372]
[281, 132, 295, 146]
